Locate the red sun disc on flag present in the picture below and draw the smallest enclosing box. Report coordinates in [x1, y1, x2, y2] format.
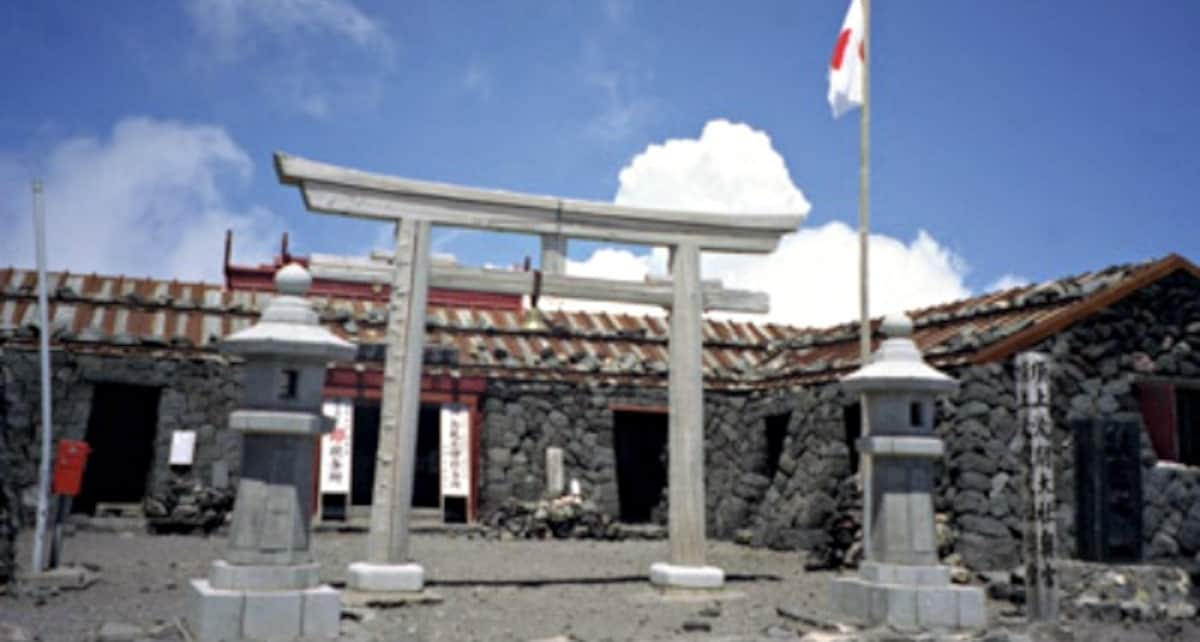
[831, 28, 852, 70]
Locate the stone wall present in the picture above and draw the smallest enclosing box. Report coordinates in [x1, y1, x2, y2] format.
[0, 348, 243, 524]
[735, 270, 1200, 572]
[478, 380, 780, 535]
[0, 350, 14, 584]
[741, 384, 855, 551]
[935, 271, 1200, 570]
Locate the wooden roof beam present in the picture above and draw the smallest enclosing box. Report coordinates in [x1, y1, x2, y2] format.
[308, 261, 769, 314]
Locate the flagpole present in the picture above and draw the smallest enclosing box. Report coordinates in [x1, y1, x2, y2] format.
[856, 0, 874, 565]
[858, 0, 871, 365]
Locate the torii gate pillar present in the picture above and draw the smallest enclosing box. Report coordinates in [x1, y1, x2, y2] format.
[649, 243, 726, 590]
[346, 219, 432, 594]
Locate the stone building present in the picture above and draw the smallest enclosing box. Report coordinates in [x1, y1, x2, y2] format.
[1, 250, 1198, 583]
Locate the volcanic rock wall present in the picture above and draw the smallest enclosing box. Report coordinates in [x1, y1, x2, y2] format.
[0, 349, 242, 526]
[477, 380, 782, 535]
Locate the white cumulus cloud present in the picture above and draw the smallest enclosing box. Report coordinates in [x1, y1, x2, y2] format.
[987, 273, 1030, 292]
[0, 117, 281, 282]
[550, 119, 972, 327]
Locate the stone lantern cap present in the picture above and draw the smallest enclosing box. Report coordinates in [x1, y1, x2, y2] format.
[221, 263, 356, 362]
[840, 313, 957, 394]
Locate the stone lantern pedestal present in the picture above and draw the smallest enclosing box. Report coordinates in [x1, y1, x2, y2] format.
[829, 314, 986, 631]
[188, 264, 355, 641]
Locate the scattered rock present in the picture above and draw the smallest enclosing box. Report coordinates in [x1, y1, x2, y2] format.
[776, 606, 840, 632]
[483, 496, 644, 541]
[144, 472, 233, 534]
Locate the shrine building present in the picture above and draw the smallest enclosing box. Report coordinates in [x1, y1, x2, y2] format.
[2, 237, 1199, 584]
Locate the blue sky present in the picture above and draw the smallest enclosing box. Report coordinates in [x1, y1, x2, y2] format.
[1, 1, 1197, 326]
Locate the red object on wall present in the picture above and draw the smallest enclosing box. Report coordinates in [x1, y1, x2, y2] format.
[52, 439, 92, 496]
[1137, 381, 1178, 462]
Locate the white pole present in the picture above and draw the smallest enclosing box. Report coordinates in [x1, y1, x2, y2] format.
[30, 179, 54, 574]
[857, 0, 874, 562]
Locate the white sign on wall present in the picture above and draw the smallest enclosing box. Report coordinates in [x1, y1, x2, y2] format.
[169, 430, 196, 465]
[320, 400, 354, 494]
[440, 404, 471, 498]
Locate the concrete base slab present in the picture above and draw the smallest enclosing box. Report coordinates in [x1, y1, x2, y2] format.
[346, 561, 425, 592]
[187, 578, 341, 641]
[830, 575, 986, 632]
[18, 565, 99, 591]
[341, 588, 444, 608]
[649, 562, 725, 590]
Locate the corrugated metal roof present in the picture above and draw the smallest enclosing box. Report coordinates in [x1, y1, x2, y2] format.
[2, 255, 1195, 389]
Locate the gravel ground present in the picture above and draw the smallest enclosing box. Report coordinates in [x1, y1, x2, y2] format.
[2, 527, 1198, 641]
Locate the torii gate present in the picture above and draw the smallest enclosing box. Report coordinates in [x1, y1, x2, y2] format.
[275, 153, 803, 594]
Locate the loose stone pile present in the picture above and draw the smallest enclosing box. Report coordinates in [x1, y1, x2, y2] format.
[483, 496, 666, 541]
[1056, 562, 1199, 623]
[143, 475, 233, 534]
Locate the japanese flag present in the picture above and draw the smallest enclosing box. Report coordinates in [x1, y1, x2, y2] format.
[828, 0, 865, 118]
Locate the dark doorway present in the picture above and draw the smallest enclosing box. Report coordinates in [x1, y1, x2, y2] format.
[843, 402, 862, 474]
[1177, 388, 1200, 467]
[350, 404, 380, 506]
[1075, 419, 1143, 563]
[613, 411, 668, 523]
[413, 404, 441, 508]
[74, 384, 161, 514]
[349, 402, 442, 508]
[763, 412, 791, 480]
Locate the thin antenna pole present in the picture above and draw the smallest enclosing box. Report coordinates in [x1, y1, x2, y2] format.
[31, 179, 54, 573]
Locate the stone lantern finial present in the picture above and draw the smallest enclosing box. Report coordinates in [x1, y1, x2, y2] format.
[880, 312, 913, 338]
[275, 263, 312, 296]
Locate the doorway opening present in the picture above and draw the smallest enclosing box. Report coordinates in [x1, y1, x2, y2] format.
[763, 412, 791, 480]
[843, 402, 863, 474]
[350, 403, 380, 507]
[413, 404, 441, 508]
[613, 410, 668, 523]
[74, 384, 161, 515]
[348, 402, 441, 508]
[1075, 418, 1143, 562]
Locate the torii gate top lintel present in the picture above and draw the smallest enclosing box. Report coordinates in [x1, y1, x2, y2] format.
[274, 152, 804, 254]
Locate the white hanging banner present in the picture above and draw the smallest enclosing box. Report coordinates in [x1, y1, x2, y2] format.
[319, 400, 353, 495]
[440, 403, 471, 498]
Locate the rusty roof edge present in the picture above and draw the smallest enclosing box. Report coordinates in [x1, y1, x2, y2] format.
[970, 253, 1200, 365]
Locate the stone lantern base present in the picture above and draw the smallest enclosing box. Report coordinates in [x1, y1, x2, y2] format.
[831, 562, 986, 631]
[188, 561, 340, 641]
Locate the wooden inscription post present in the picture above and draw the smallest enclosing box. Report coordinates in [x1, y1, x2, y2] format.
[1016, 351, 1058, 620]
[275, 152, 803, 592]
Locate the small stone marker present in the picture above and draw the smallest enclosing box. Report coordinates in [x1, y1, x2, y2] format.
[545, 447, 565, 497]
[1016, 351, 1058, 621]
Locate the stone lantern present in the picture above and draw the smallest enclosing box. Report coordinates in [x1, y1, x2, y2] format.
[830, 313, 986, 631]
[188, 263, 355, 642]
